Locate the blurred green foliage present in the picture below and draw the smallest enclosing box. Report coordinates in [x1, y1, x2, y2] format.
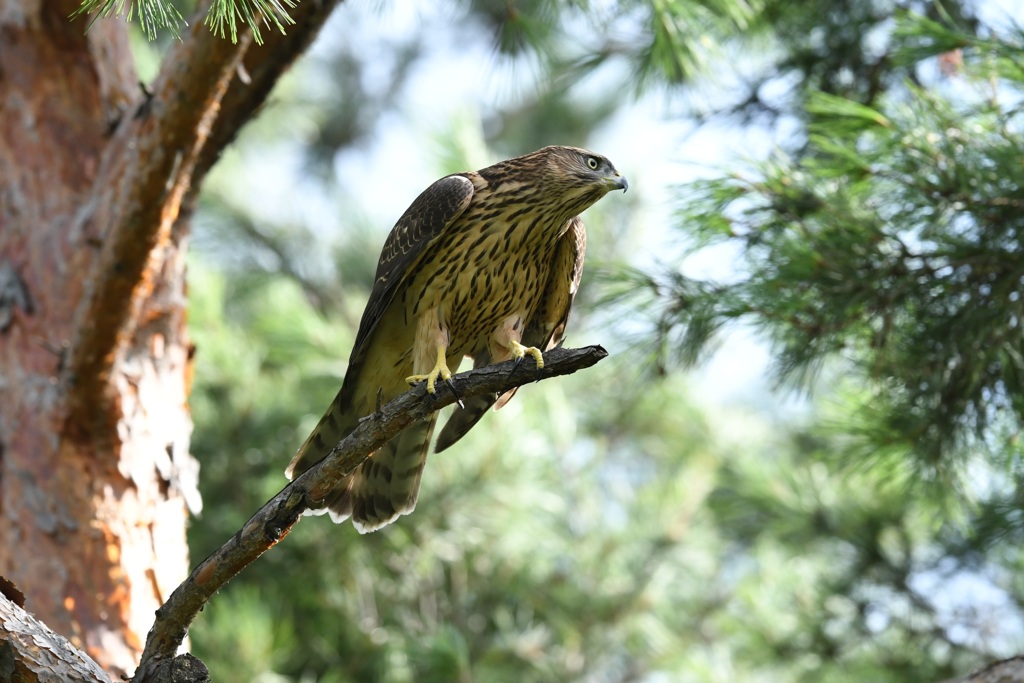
[171, 1, 1024, 681]
[187, 254, 1018, 681]
[636, 15, 1024, 479]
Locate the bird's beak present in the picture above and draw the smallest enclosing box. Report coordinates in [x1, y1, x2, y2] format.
[607, 174, 628, 192]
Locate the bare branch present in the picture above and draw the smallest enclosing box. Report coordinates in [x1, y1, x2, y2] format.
[943, 657, 1024, 683]
[131, 344, 608, 682]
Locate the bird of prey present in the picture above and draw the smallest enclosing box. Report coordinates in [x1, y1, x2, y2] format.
[286, 145, 628, 532]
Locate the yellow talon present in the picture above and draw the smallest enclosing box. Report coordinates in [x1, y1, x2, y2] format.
[406, 346, 452, 394]
[509, 340, 544, 369]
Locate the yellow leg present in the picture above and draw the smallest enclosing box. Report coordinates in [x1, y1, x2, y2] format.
[508, 340, 544, 369]
[406, 346, 453, 394]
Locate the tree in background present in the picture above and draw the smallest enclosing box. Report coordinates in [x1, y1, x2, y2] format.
[617, 7, 1024, 680]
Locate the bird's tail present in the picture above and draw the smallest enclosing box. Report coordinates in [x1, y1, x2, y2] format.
[286, 386, 363, 524]
[434, 350, 516, 453]
[344, 416, 437, 533]
[287, 387, 436, 532]
[435, 393, 493, 453]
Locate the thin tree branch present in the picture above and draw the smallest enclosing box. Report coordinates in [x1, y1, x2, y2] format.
[131, 344, 608, 682]
[62, 1, 253, 434]
[945, 657, 1024, 683]
[189, 0, 347, 191]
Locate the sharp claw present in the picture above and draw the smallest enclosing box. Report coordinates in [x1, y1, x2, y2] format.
[444, 378, 464, 409]
[359, 387, 386, 423]
[510, 355, 525, 377]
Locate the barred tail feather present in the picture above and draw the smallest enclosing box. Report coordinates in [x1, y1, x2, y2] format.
[285, 385, 360, 524]
[435, 350, 511, 453]
[344, 416, 436, 533]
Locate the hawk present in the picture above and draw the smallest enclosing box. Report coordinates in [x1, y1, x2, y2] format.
[286, 145, 627, 532]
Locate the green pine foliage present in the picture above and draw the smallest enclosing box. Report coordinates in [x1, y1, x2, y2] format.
[74, 0, 185, 40]
[635, 15, 1024, 480]
[75, 0, 297, 43]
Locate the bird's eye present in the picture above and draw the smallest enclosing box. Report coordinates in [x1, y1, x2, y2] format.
[586, 157, 599, 170]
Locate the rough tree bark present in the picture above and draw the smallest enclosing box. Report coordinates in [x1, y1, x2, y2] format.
[0, 3, 183, 676]
[0, 0, 342, 677]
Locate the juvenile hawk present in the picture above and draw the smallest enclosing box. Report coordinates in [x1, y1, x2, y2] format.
[286, 145, 627, 532]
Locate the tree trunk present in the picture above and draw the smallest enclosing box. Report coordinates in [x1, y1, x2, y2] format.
[0, 1, 197, 677]
[0, 0, 346, 677]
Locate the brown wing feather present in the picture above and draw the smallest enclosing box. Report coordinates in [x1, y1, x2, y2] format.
[434, 215, 587, 453]
[526, 214, 587, 350]
[352, 174, 476, 354]
[286, 174, 475, 480]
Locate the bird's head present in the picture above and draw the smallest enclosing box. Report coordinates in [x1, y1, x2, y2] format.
[539, 145, 628, 195]
[476, 146, 628, 225]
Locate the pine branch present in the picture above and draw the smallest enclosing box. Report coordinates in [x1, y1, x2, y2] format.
[74, 0, 297, 43]
[130, 345, 609, 682]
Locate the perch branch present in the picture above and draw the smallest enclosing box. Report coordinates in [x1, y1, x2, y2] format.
[131, 344, 608, 682]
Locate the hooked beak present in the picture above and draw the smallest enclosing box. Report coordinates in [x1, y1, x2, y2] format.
[607, 174, 628, 193]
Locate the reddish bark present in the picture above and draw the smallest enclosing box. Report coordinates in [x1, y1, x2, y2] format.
[0, 0, 344, 677]
[0, 1, 197, 676]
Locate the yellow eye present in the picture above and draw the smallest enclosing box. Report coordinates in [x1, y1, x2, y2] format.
[587, 157, 599, 170]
